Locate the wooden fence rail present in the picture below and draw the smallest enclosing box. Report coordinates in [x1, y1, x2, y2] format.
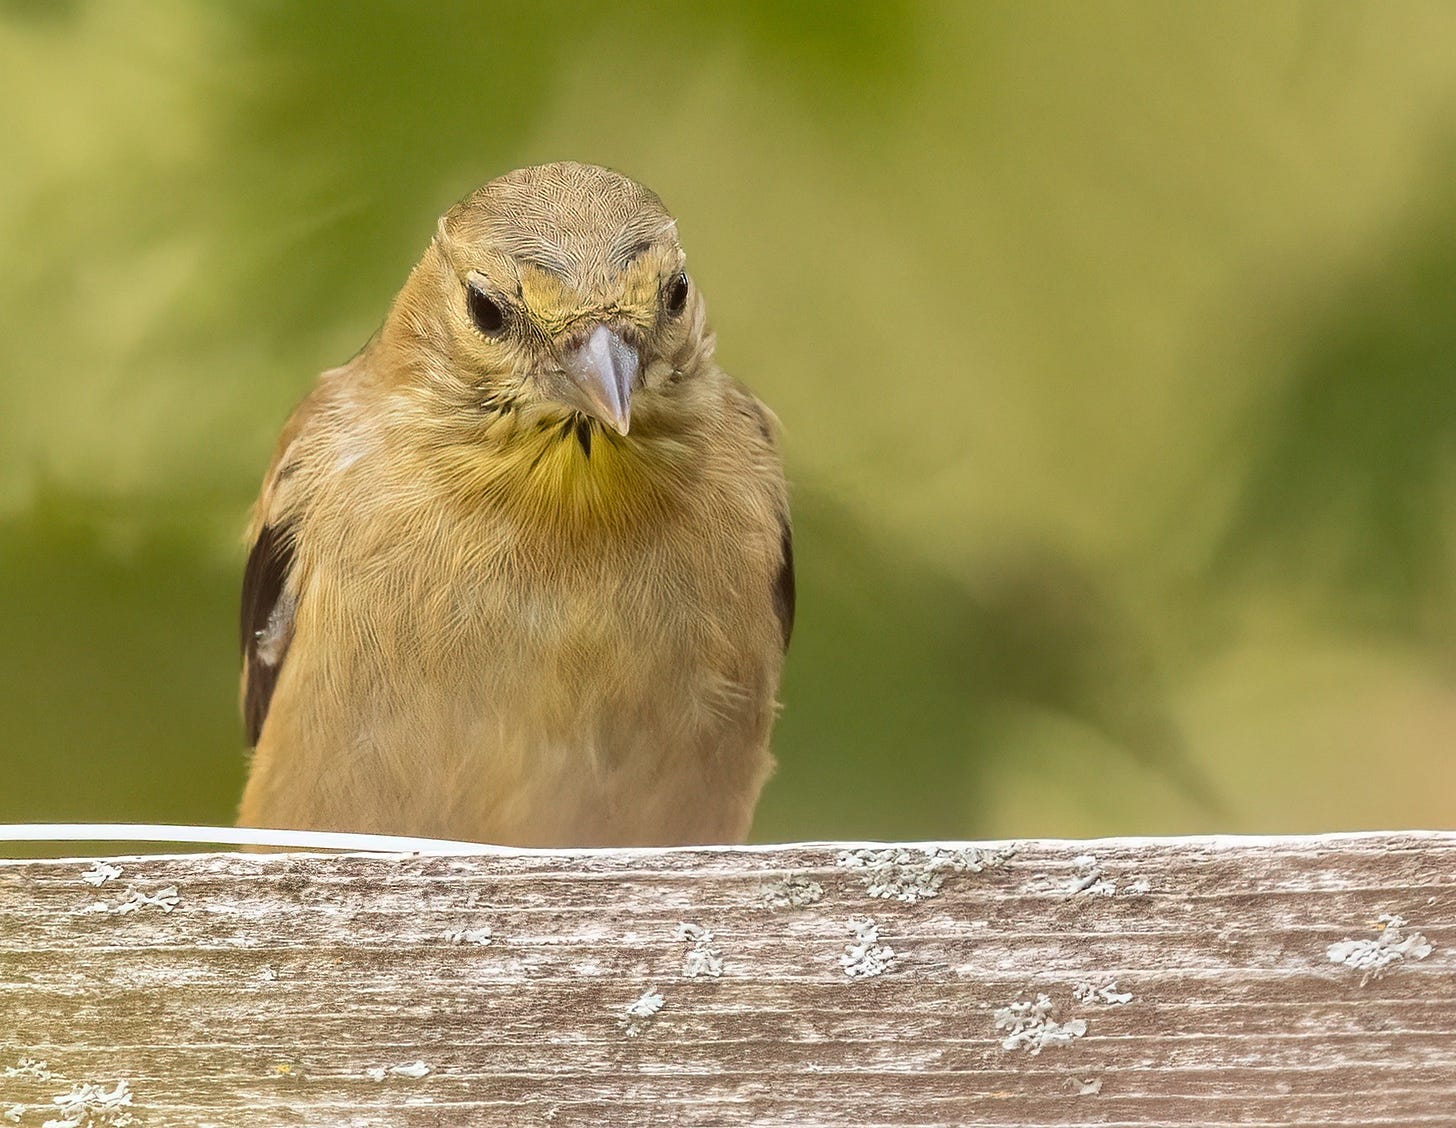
[2, 831, 1454, 1126]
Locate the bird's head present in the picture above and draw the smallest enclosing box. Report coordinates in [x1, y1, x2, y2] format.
[383, 162, 711, 444]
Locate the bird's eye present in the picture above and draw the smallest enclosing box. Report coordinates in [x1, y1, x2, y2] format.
[665, 272, 689, 316]
[466, 284, 507, 337]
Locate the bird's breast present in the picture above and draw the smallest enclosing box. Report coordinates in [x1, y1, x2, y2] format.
[305, 454, 779, 721]
[293, 493, 777, 845]
[260, 407, 783, 846]
[462, 411, 696, 528]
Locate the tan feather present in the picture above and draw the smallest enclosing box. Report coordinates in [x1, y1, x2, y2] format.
[238, 163, 790, 847]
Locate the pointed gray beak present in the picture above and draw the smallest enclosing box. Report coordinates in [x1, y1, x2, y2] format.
[561, 325, 639, 436]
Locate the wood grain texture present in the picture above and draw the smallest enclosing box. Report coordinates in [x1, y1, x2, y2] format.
[1, 832, 1454, 1126]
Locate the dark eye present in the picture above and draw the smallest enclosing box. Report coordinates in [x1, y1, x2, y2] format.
[665, 272, 689, 316]
[466, 283, 506, 337]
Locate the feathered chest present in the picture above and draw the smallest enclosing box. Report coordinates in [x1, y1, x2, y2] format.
[291, 432, 780, 688]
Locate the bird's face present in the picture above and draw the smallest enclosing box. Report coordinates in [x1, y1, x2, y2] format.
[390, 163, 708, 444]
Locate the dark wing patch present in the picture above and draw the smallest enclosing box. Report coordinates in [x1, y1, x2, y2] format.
[240, 522, 296, 746]
[738, 392, 794, 650]
[774, 518, 795, 650]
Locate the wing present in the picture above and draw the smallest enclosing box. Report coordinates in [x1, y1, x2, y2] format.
[240, 519, 297, 746]
[734, 383, 795, 651]
[239, 372, 339, 747]
[774, 517, 795, 650]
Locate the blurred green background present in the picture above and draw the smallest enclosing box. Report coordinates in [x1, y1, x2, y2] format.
[3, 1, 1455, 847]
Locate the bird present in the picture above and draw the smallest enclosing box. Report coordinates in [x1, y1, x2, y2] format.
[237, 162, 792, 848]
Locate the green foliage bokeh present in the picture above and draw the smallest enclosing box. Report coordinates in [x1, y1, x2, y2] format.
[3, 1, 1455, 846]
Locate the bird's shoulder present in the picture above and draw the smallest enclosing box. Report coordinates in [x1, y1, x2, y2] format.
[718, 378, 794, 650]
[722, 378, 783, 451]
[249, 359, 368, 534]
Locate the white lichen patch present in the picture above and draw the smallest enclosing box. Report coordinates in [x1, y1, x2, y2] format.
[838, 845, 1016, 903]
[1327, 913, 1434, 985]
[443, 927, 493, 946]
[841, 918, 895, 978]
[1073, 980, 1133, 1006]
[42, 1080, 134, 1128]
[1067, 855, 1117, 896]
[620, 990, 665, 1037]
[77, 886, 179, 916]
[114, 887, 179, 914]
[79, 862, 122, 888]
[364, 1061, 431, 1082]
[3, 1058, 55, 1081]
[1032, 855, 1147, 896]
[675, 923, 724, 978]
[994, 994, 1088, 1054]
[626, 990, 665, 1018]
[758, 875, 824, 909]
[4, 1105, 23, 1123]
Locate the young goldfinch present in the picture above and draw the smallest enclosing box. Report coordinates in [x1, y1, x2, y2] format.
[238, 162, 792, 847]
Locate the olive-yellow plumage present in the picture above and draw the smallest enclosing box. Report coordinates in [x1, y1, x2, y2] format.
[238, 163, 792, 847]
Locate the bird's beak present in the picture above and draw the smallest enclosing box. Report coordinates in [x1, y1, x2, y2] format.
[561, 324, 639, 436]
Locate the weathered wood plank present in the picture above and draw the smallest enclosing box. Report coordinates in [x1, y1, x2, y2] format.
[0, 832, 1452, 1126]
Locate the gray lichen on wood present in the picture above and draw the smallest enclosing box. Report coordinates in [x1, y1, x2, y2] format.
[42, 1079, 135, 1128]
[994, 992, 1089, 1054]
[2, 831, 1455, 1125]
[620, 989, 665, 1037]
[1072, 979, 1133, 1006]
[77, 863, 120, 889]
[1326, 912, 1434, 984]
[75, 885, 178, 916]
[840, 917, 895, 978]
[757, 874, 823, 908]
[675, 923, 723, 978]
[0, 1068, 136, 1128]
[837, 844, 1014, 902]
